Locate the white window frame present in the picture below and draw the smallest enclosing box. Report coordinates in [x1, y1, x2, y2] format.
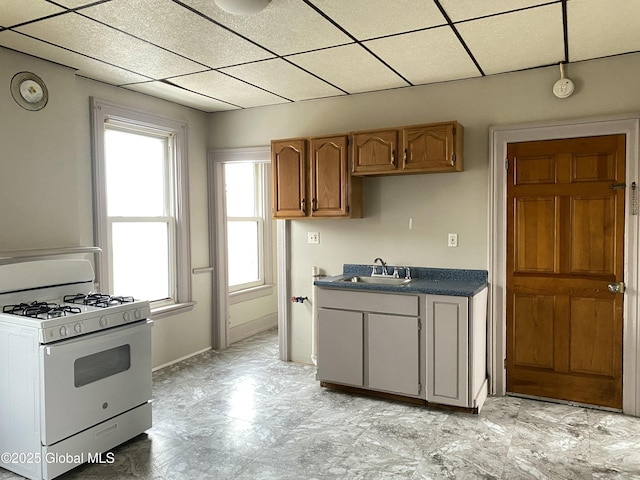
[91, 98, 193, 317]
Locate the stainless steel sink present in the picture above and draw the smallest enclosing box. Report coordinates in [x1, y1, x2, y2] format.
[340, 275, 412, 286]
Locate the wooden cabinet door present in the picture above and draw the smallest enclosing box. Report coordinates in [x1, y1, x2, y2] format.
[368, 314, 420, 396]
[309, 135, 349, 217]
[351, 129, 399, 175]
[317, 308, 363, 387]
[402, 122, 462, 173]
[426, 295, 469, 407]
[271, 139, 306, 218]
[506, 134, 625, 409]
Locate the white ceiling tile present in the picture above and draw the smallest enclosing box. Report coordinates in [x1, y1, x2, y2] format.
[220, 58, 344, 101]
[0, 30, 152, 85]
[1, 0, 64, 27]
[124, 81, 239, 112]
[169, 71, 289, 109]
[311, 0, 446, 40]
[180, 0, 351, 55]
[287, 44, 409, 94]
[457, 4, 564, 75]
[80, 0, 274, 68]
[439, 0, 556, 22]
[15, 13, 207, 79]
[364, 26, 481, 85]
[51, 0, 101, 7]
[568, 0, 640, 61]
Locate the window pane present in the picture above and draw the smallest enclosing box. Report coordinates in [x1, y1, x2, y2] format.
[227, 221, 259, 287]
[225, 163, 256, 217]
[112, 222, 170, 301]
[105, 129, 166, 217]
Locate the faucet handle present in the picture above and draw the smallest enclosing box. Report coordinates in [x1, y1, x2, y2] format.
[404, 266, 411, 280]
[393, 267, 399, 278]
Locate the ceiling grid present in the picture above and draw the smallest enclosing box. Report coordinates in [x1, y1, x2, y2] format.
[0, 0, 637, 112]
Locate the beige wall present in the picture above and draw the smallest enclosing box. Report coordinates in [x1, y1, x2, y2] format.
[208, 52, 640, 363]
[0, 47, 212, 369]
[3, 45, 640, 367]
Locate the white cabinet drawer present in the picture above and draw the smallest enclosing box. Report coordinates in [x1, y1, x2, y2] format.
[317, 288, 418, 316]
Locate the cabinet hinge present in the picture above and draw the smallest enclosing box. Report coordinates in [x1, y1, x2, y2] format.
[346, 205, 350, 214]
[418, 319, 422, 331]
[451, 153, 456, 165]
[418, 382, 422, 394]
[452, 126, 456, 136]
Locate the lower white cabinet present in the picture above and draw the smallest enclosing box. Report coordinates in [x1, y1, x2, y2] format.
[316, 288, 422, 398]
[426, 288, 488, 410]
[317, 308, 363, 387]
[368, 314, 420, 395]
[316, 286, 488, 410]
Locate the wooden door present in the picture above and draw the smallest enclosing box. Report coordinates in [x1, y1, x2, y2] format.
[271, 139, 307, 218]
[351, 129, 399, 175]
[402, 122, 462, 173]
[309, 135, 349, 217]
[506, 134, 626, 409]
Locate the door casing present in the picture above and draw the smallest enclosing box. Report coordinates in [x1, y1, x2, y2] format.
[489, 113, 640, 416]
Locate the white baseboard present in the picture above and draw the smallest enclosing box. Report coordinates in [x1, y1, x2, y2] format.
[229, 313, 277, 344]
[152, 346, 212, 372]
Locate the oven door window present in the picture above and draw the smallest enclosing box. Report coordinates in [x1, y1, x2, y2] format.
[74, 344, 131, 387]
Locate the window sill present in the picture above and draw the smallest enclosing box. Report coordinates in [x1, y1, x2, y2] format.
[229, 284, 274, 305]
[151, 301, 196, 319]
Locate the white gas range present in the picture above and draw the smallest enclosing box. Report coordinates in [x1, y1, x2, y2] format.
[0, 258, 153, 480]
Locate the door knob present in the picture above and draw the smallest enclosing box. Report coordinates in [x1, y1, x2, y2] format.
[608, 282, 625, 294]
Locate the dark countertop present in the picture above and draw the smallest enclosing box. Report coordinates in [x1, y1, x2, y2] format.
[314, 264, 488, 297]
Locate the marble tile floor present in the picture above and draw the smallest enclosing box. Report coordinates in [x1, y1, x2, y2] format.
[3, 328, 640, 480]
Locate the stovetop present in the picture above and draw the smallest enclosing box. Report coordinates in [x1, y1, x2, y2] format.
[0, 259, 151, 343]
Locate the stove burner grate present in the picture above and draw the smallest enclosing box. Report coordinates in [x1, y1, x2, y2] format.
[63, 293, 135, 308]
[2, 302, 82, 319]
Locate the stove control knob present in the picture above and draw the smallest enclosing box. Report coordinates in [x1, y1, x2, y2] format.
[134, 309, 142, 319]
[59, 326, 68, 337]
[123, 311, 131, 322]
[74, 323, 82, 334]
[99, 317, 108, 327]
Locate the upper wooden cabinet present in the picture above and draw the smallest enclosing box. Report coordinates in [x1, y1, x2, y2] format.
[351, 121, 463, 176]
[271, 135, 362, 219]
[271, 139, 307, 219]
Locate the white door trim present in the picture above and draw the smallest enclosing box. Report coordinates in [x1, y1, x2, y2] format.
[207, 146, 272, 350]
[489, 113, 640, 416]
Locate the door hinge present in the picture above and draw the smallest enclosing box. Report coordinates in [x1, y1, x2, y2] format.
[505, 158, 509, 171]
[418, 319, 422, 331]
[504, 358, 507, 369]
[632, 182, 638, 216]
[418, 382, 422, 394]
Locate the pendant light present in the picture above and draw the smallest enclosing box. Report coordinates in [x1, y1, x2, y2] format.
[214, 0, 271, 15]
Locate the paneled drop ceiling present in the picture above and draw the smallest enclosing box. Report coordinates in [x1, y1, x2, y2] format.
[1, 0, 638, 112]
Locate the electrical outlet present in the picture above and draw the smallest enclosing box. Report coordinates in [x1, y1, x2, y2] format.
[448, 233, 458, 247]
[308, 232, 319, 245]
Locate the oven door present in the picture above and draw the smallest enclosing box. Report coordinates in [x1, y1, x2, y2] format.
[39, 320, 152, 445]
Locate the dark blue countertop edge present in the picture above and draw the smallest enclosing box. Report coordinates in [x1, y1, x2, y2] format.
[314, 264, 488, 297]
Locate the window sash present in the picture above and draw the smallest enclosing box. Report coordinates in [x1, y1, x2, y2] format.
[91, 97, 191, 312]
[224, 162, 269, 293]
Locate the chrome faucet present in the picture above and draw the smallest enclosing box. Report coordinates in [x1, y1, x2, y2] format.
[373, 258, 388, 276]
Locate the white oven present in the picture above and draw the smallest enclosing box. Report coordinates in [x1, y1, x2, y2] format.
[41, 320, 151, 445]
[0, 258, 153, 480]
